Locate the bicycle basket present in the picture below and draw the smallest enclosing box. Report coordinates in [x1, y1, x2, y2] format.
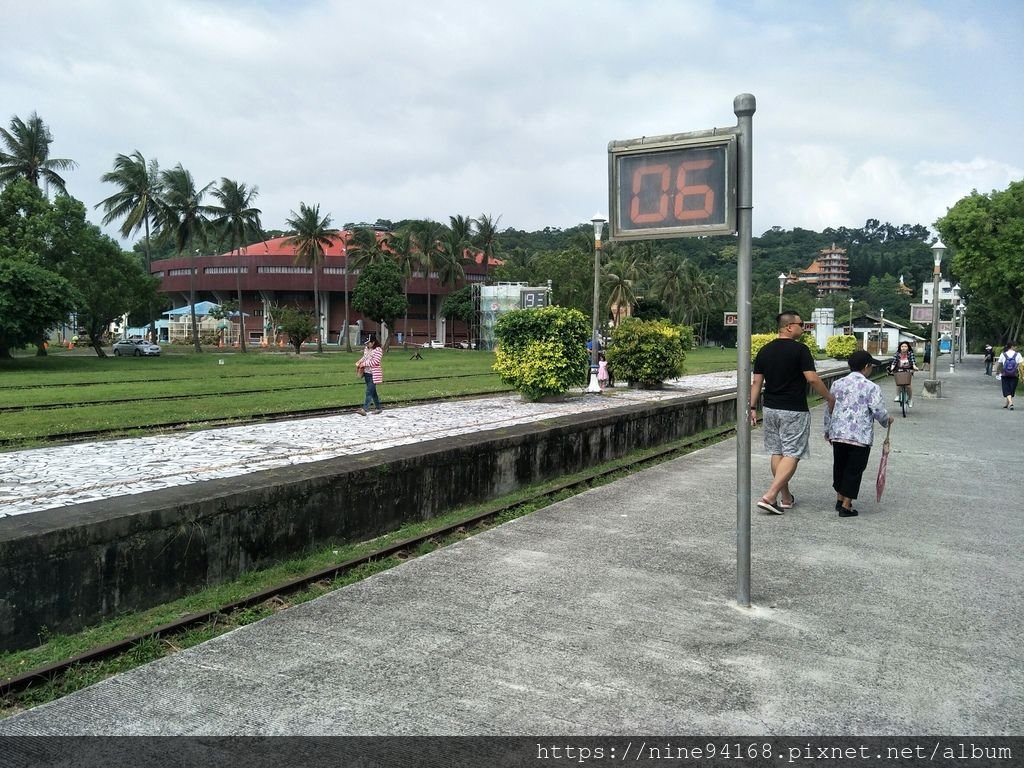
[894, 371, 913, 386]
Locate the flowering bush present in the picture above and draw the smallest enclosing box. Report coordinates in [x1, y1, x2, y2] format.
[493, 306, 589, 400]
[605, 318, 686, 388]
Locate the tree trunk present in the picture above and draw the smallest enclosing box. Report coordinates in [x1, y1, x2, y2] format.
[313, 262, 323, 354]
[235, 260, 247, 353]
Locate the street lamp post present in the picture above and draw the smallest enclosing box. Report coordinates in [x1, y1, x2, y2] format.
[777, 273, 786, 314]
[959, 301, 967, 362]
[588, 213, 606, 393]
[949, 284, 961, 372]
[848, 296, 854, 338]
[925, 240, 944, 398]
[879, 308, 885, 354]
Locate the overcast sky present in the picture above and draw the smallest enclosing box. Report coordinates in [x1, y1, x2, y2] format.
[4, 0, 1022, 245]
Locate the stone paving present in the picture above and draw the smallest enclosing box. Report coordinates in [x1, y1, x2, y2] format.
[0, 373, 737, 519]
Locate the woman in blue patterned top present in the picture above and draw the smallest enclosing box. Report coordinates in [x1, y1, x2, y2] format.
[824, 350, 893, 517]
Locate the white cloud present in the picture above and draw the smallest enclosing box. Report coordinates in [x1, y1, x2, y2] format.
[1, 0, 1021, 243]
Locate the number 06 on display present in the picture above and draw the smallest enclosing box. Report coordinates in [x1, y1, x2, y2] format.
[608, 132, 737, 240]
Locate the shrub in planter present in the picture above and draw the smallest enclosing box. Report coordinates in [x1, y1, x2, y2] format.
[493, 306, 589, 400]
[606, 318, 686, 388]
[825, 334, 857, 360]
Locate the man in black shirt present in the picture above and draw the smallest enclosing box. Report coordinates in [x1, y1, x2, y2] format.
[750, 311, 835, 515]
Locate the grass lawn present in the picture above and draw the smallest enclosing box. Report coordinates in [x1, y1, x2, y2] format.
[0, 345, 740, 448]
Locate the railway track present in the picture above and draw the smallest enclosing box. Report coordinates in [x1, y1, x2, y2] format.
[0, 422, 736, 702]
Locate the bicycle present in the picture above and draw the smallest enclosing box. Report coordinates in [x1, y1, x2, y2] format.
[893, 370, 913, 417]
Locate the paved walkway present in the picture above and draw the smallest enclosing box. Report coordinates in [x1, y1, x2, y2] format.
[0, 373, 736, 518]
[1, 357, 1020, 738]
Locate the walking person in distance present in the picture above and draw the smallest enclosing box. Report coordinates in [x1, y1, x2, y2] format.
[824, 350, 893, 517]
[356, 336, 384, 415]
[996, 341, 1021, 410]
[750, 311, 836, 515]
[983, 343, 995, 376]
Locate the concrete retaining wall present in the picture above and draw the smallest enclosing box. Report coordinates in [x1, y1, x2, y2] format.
[0, 371, 849, 652]
[0, 389, 735, 651]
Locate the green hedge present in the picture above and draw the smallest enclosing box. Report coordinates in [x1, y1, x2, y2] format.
[825, 334, 858, 360]
[751, 332, 818, 362]
[606, 318, 686, 388]
[493, 306, 589, 400]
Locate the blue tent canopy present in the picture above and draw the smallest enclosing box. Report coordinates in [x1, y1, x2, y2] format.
[163, 301, 221, 317]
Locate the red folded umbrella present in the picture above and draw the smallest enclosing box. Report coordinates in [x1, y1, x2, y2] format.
[876, 421, 893, 503]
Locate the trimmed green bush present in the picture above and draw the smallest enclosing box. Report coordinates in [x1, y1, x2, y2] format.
[751, 332, 818, 362]
[493, 306, 589, 400]
[825, 334, 858, 360]
[606, 318, 686, 388]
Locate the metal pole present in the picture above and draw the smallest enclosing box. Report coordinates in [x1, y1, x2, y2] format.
[949, 305, 957, 373]
[587, 217, 604, 393]
[734, 93, 755, 608]
[592, 238, 601, 372]
[926, 244, 942, 396]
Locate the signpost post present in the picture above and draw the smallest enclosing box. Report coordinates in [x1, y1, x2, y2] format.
[608, 94, 754, 607]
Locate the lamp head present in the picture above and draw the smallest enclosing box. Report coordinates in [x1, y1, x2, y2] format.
[932, 239, 946, 266]
[590, 213, 606, 241]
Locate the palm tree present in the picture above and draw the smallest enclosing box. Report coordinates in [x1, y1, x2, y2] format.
[388, 229, 418, 341]
[472, 213, 501, 283]
[604, 252, 639, 326]
[438, 228, 468, 345]
[155, 164, 215, 352]
[284, 203, 337, 354]
[0, 112, 77, 194]
[96, 151, 163, 340]
[411, 220, 447, 343]
[345, 227, 389, 352]
[211, 179, 263, 353]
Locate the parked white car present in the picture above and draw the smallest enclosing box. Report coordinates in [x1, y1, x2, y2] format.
[112, 338, 162, 356]
[421, 339, 445, 349]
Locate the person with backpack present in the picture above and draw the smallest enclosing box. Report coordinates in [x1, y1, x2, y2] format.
[983, 343, 995, 376]
[996, 342, 1021, 410]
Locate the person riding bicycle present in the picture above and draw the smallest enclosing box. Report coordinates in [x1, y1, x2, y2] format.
[888, 341, 921, 408]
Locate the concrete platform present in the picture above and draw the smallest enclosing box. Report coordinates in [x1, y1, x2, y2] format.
[1, 357, 1020, 736]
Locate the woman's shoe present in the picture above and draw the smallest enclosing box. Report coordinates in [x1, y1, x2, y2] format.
[838, 507, 858, 517]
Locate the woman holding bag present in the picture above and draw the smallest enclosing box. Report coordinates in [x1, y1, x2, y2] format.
[356, 336, 384, 415]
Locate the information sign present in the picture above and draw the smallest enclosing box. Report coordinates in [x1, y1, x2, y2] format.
[910, 303, 935, 323]
[723, 311, 738, 327]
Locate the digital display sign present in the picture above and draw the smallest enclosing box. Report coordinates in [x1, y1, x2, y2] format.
[608, 133, 737, 240]
[520, 289, 548, 309]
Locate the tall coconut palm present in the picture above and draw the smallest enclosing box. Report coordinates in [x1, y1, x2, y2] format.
[472, 213, 501, 283]
[411, 219, 447, 342]
[155, 164, 215, 352]
[603, 252, 639, 326]
[284, 203, 337, 354]
[388, 229, 418, 341]
[96, 151, 163, 340]
[345, 227, 390, 352]
[211, 178, 263, 353]
[0, 112, 77, 194]
[438, 228, 468, 345]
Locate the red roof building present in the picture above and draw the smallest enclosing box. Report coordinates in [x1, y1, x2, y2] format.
[151, 230, 498, 347]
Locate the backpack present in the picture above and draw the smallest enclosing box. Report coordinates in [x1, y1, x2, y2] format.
[1003, 354, 1019, 377]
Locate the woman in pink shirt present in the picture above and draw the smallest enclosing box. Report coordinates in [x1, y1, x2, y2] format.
[356, 337, 384, 415]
